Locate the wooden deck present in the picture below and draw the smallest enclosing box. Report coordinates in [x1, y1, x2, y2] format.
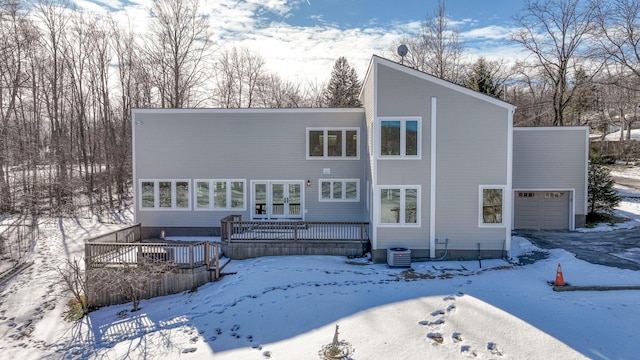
[84, 224, 225, 308]
[221, 215, 370, 259]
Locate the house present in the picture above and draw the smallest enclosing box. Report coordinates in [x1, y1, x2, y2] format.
[132, 56, 588, 262]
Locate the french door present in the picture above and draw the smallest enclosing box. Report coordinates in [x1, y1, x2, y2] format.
[252, 181, 303, 219]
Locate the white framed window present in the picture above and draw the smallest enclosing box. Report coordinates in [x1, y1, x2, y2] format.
[379, 186, 420, 226]
[518, 192, 536, 198]
[194, 179, 246, 211]
[139, 179, 191, 210]
[479, 185, 505, 227]
[319, 179, 360, 202]
[379, 117, 421, 159]
[307, 127, 359, 159]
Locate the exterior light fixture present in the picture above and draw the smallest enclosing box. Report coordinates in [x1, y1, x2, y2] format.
[307, 180, 312, 187]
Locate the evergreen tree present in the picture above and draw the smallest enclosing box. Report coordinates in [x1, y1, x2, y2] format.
[463, 57, 505, 98]
[587, 162, 622, 219]
[323, 57, 362, 108]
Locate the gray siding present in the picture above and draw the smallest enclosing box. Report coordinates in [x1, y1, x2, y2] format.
[133, 109, 367, 228]
[513, 127, 588, 219]
[374, 61, 512, 252]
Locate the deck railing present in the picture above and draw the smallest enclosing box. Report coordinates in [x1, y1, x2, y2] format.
[85, 241, 220, 272]
[221, 215, 369, 243]
[85, 223, 141, 244]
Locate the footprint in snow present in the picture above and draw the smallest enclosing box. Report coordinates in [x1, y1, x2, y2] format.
[431, 309, 445, 316]
[488, 342, 503, 356]
[452, 332, 463, 342]
[447, 304, 457, 313]
[443, 295, 456, 301]
[231, 324, 240, 331]
[427, 332, 444, 344]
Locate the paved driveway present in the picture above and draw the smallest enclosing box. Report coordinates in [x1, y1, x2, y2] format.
[514, 228, 640, 271]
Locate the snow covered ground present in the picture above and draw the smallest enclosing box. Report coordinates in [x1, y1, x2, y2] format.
[1, 168, 640, 359]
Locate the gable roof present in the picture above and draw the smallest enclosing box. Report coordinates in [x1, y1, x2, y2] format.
[362, 55, 515, 111]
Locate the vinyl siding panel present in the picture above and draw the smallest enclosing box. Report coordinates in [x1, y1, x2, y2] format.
[374, 62, 511, 251]
[133, 109, 367, 227]
[513, 127, 588, 217]
[375, 63, 432, 249]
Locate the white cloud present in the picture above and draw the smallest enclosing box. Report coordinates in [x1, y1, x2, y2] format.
[74, 0, 524, 85]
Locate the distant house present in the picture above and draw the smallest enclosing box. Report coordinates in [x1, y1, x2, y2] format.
[132, 56, 588, 262]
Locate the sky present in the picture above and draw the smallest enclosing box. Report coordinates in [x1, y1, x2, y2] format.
[74, 0, 529, 85]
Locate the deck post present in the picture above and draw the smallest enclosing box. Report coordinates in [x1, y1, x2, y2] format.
[189, 245, 194, 268]
[215, 245, 220, 279]
[205, 242, 210, 270]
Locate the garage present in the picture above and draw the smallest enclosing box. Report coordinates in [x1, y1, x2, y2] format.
[514, 191, 571, 230]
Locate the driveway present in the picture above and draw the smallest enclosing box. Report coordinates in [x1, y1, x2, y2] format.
[515, 228, 640, 271]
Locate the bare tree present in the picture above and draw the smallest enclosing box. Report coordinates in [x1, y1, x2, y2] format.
[213, 46, 267, 108]
[512, 0, 595, 126]
[593, 0, 640, 80]
[389, 0, 465, 82]
[146, 0, 212, 108]
[56, 257, 89, 317]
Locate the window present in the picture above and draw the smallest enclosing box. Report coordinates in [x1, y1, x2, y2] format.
[139, 180, 191, 210]
[480, 186, 504, 226]
[379, 118, 420, 158]
[379, 186, 420, 225]
[194, 179, 246, 210]
[307, 128, 359, 159]
[518, 192, 536, 198]
[319, 179, 359, 202]
[545, 192, 564, 198]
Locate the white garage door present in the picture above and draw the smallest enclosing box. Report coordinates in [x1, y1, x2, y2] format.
[514, 191, 570, 230]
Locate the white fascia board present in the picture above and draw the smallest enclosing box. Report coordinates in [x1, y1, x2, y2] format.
[430, 97, 437, 259]
[513, 126, 589, 132]
[372, 56, 516, 111]
[131, 108, 365, 115]
[359, 56, 376, 101]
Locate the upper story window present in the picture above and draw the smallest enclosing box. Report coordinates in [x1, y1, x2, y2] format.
[307, 127, 359, 159]
[195, 179, 246, 210]
[140, 179, 191, 210]
[379, 118, 421, 159]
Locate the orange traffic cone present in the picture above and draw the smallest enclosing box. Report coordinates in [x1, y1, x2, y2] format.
[555, 263, 565, 286]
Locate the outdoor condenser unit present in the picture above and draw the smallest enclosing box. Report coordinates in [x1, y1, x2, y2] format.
[387, 247, 411, 267]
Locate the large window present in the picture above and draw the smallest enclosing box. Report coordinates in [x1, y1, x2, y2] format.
[307, 128, 359, 159]
[319, 179, 359, 202]
[139, 180, 191, 210]
[379, 186, 420, 226]
[195, 180, 246, 210]
[379, 118, 420, 158]
[480, 186, 504, 226]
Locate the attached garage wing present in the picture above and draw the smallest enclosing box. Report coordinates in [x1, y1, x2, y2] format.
[514, 191, 571, 230]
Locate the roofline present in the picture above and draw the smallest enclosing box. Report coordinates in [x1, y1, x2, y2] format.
[132, 107, 365, 114]
[369, 55, 516, 111]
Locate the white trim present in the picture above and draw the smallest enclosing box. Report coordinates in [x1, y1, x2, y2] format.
[139, 179, 192, 211]
[132, 108, 364, 115]
[193, 179, 247, 211]
[132, 112, 138, 223]
[250, 180, 305, 220]
[377, 185, 421, 227]
[512, 188, 576, 231]
[377, 116, 422, 159]
[478, 185, 507, 228]
[371, 61, 378, 250]
[513, 126, 589, 132]
[505, 107, 514, 256]
[306, 127, 360, 160]
[371, 56, 515, 111]
[318, 179, 360, 202]
[429, 97, 437, 258]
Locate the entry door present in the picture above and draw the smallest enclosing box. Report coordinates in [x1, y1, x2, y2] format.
[252, 181, 303, 219]
[271, 182, 302, 219]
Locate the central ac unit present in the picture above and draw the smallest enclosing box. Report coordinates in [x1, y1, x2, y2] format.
[387, 247, 411, 267]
